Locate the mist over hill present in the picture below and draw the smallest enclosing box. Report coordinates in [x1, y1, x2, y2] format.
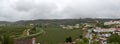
[13, 18, 120, 25]
[0, 18, 120, 26]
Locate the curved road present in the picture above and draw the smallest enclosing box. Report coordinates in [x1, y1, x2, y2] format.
[17, 27, 45, 39]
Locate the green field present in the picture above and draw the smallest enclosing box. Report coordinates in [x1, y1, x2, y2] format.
[0, 25, 83, 44]
[0, 25, 26, 36]
[36, 27, 83, 44]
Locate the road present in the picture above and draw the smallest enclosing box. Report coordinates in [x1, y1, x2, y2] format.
[85, 29, 92, 38]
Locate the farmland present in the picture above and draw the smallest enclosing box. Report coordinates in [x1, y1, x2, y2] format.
[36, 27, 83, 44]
[1, 19, 119, 44]
[0, 25, 83, 44]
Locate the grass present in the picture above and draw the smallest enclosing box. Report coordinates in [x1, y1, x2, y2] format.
[0, 25, 26, 36]
[36, 27, 83, 44]
[0, 25, 84, 44]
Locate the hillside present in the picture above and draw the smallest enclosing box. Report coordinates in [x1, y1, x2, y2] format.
[0, 18, 120, 26]
[14, 18, 120, 25]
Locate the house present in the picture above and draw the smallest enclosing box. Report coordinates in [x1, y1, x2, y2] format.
[60, 24, 80, 29]
[74, 24, 80, 28]
[66, 25, 73, 29]
[60, 25, 67, 29]
[14, 38, 32, 44]
[14, 38, 36, 44]
[114, 28, 120, 35]
[104, 20, 120, 25]
[93, 28, 115, 32]
[92, 28, 120, 44]
[93, 28, 119, 37]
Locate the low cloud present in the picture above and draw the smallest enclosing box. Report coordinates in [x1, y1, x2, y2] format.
[0, 0, 120, 21]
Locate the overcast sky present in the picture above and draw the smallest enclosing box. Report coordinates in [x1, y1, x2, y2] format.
[0, 0, 120, 21]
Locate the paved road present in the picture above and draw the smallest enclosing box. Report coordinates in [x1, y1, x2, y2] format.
[17, 28, 45, 39]
[85, 29, 92, 38]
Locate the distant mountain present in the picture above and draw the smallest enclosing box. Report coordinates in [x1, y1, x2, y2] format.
[0, 21, 12, 24]
[14, 18, 120, 25]
[0, 18, 120, 25]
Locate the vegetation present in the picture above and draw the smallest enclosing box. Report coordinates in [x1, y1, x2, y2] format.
[36, 26, 83, 44]
[0, 25, 84, 44]
[75, 37, 89, 44]
[0, 25, 26, 37]
[0, 19, 120, 44]
[92, 41, 99, 44]
[66, 36, 72, 42]
[107, 34, 120, 44]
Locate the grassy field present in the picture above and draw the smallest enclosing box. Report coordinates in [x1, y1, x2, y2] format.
[0, 25, 83, 44]
[0, 25, 26, 36]
[36, 27, 83, 44]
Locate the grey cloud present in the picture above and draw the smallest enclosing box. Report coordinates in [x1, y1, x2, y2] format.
[13, 1, 59, 19]
[60, 0, 120, 18]
[0, 0, 120, 21]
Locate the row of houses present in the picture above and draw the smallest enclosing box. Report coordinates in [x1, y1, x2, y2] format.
[93, 28, 120, 35]
[60, 24, 80, 29]
[92, 28, 120, 44]
[60, 23, 95, 30]
[104, 20, 120, 25]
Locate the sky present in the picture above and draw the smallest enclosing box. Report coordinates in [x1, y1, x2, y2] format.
[0, 0, 120, 21]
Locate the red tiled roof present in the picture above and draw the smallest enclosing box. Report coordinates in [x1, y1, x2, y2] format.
[115, 28, 120, 32]
[14, 38, 32, 44]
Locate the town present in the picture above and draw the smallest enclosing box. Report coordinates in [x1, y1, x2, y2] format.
[0, 0, 120, 44]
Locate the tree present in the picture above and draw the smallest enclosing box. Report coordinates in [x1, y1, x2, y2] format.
[92, 41, 99, 44]
[107, 34, 120, 44]
[1, 35, 13, 44]
[32, 26, 36, 31]
[75, 38, 89, 44]
[75, 40, 84, 44]
[82, 38, 89, 42]
[96, 22, 104, 27]
[79, 35, 83, 39]
[66, 36, 72, 43]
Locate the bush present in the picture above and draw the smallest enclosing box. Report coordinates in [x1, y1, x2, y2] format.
[107, 34, 120, 44]
[66, 36, 72, 43]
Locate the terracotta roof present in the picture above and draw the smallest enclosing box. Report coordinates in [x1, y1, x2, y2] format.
[115, 28, 120, 32]
[14, 38, 32, 44]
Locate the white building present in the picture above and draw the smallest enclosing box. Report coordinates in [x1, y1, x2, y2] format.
[115, 28, 120, 35]
[93, 28, 120, 35]
[74, 24, 80, 28]
[104, 20, 120, 25]
[60, 24, 80, 29]
[93, 28, 115, 32]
